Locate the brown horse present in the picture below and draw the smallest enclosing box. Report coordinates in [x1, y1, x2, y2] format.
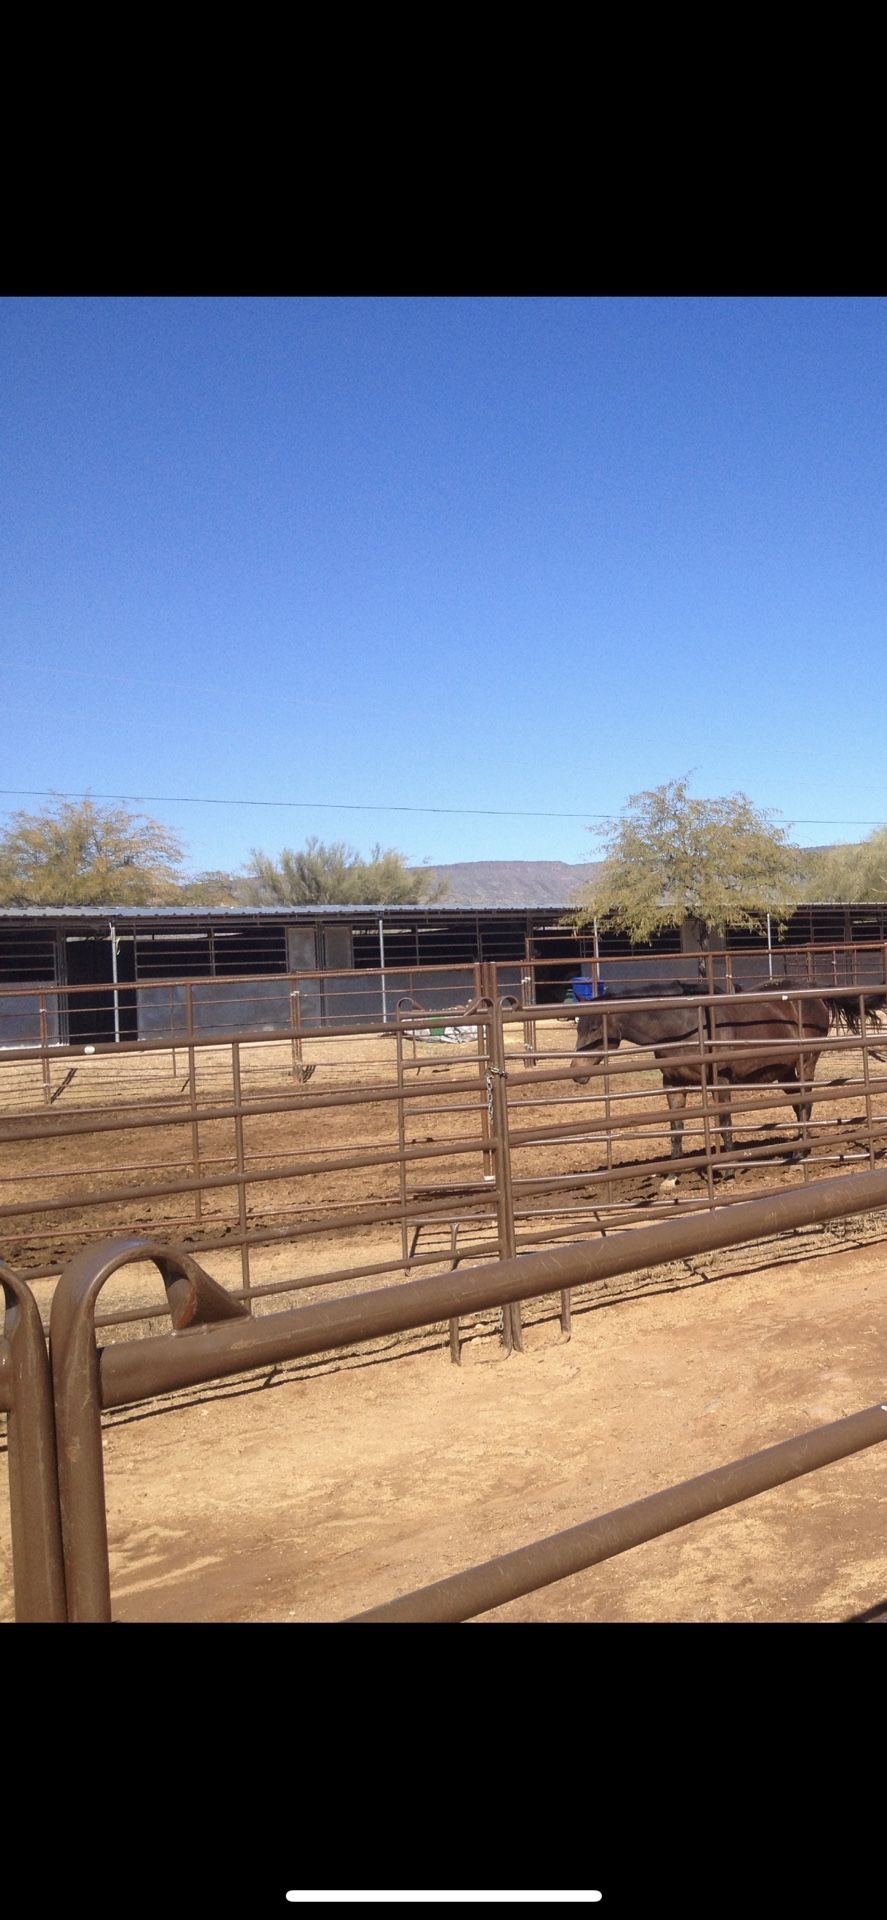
[570, 978, 882, 1165]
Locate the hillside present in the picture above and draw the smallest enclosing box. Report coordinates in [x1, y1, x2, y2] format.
[425, 860, 605, 907]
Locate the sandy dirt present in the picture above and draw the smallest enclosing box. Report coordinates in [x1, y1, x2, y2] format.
[4, 1216, 887, 1624]
[3, 1021, 887, 1623]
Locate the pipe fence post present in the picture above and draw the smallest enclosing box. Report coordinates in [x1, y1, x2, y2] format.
[481, 965, 521, 1354]
[186, 983, 202, 1226]
[1, 1264, 67, 1621]
[859, 992, 876, 1171]
[396, 1024, 410, 1274]
[290, 988, 303, 1082]
[231, 1040, 252, 1310]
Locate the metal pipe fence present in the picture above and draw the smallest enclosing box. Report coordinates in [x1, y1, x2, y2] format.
[42, 1165, 887, 1620]
[1, 968, 887, 1355]
[0, 960, 493, 1071]
[2, 935, 886, 1068]
[0, 1260, 66, 1620]
[352, 1398, 887, 1622]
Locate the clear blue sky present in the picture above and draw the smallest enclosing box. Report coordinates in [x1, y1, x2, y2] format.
[3, 296, 885, 876]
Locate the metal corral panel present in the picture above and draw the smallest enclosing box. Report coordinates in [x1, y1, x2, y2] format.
[0, 989, 60, 1049]
[136, 977, 294, 1039]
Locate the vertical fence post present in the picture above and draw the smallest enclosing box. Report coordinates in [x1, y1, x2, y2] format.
[1, 1265, 67, 1621]
[186, 984, 202, 1226]
[697, 1004, 717, 1210]
[794, 995, 811, 1182]
[290, 988, 303, 1081]
[396, 1023, 410, 1274]
[601, 1009, 614, 1210]
[480, 965, 521, 1354]
[474, 964, 494, 1186]
[859, 992, 876, 1172]
[231, 1039, 252, 1311]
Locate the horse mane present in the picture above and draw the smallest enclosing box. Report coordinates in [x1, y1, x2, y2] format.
[593, 975, 885, 1034]
[600, 979, 742, 1000]
[675, 980, 743, 996]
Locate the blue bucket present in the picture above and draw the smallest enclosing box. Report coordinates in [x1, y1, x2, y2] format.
[571, 978, 602, 1001]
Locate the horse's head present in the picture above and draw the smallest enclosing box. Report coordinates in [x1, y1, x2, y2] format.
[570, 995, 621, 1083]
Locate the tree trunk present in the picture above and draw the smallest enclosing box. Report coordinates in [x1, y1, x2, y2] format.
[680, 914, 709, 966]
[680, 914, 725, 977]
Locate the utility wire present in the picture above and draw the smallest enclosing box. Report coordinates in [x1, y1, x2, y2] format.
[0, 787, 884, 829]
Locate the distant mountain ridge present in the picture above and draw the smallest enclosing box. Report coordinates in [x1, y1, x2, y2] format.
[424, 849, 835, 910]
[424, 860, 606, 907]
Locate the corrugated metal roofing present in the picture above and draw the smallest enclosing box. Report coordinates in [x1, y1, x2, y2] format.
[0, 903, 559, 921]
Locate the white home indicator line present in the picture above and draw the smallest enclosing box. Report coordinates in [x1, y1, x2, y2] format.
[285, 1895, 603, 1905]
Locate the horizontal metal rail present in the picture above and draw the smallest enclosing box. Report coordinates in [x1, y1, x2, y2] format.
[350, 1399, 887, 1622]
[3, 989, 886, 1326]
[47, 1166, 887, 1619]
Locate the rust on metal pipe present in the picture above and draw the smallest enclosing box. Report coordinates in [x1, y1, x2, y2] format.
[0, 1128, 497, 1222]
[87, 1168, 887, 1410]
[349, 1399, 887, 1623]
[480, 967, 521, 1352]
[0, 1262, 67, 1622]
[46, 1166, 887, 1622]
[49, 1239, 249, 1623]
[0, 1067, 490, 1148]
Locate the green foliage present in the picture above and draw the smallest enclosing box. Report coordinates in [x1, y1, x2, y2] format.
[242, 837, 449, 906]
[805, 829, 887, 902]
[570, 775, 801, 948]
[0, 797, 188, 905]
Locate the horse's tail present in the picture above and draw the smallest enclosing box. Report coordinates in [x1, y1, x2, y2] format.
[763, 975, 886, 1034]
[819, 989, 887, 1034]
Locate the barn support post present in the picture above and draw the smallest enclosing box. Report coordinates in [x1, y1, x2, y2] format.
[521, 934, 537, 1071]
[109, 920, 121, 1046]
[379, 918, 387, 1025]
[39, 993, 52, 1106]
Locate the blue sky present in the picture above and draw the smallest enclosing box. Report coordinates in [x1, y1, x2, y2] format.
[3, 296, 885, 876]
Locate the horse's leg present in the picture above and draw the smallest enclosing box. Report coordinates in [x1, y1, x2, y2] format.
[661, 1083, 686, 1189]
[664, 1083, 686, 1159]
[788, 1097, 812, 1163]
[711, 1083, 734, 1161]
[789, 1049, 819, 1162]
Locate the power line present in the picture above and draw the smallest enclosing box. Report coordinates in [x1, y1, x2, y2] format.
[0, 787, 885, 829]
[0, 787, 613, 821]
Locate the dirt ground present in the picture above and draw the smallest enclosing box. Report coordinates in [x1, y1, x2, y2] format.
[3, 1022, 887, 1623]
